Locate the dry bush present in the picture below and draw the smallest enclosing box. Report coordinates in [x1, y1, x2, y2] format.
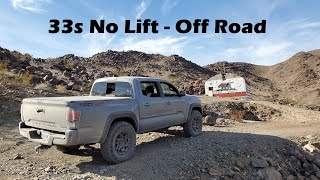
[20, 71, 32, 86]
[11, 51, 33, 60]
[0, 62, 32, 87]
[0, 61, 9, 69]
[84, 81, 94, 91]
[282, 96, 296, 105]
[56, 84, 67, 93]
[229, 109, 246, 121]
[114, 68, 127, 76]
[34, 83, 50, 90]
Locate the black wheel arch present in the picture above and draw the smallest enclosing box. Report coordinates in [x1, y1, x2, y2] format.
[99, 112, 138, 143]
[188, 103, 203, 120]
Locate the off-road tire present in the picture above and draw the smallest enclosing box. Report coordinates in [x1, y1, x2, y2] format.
[100, 121, 136, 164]
[55, 145, 80, 153]
[183, 110, 203, 137]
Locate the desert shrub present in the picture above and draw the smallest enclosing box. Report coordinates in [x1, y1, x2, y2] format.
[20, 71, 32, 86]
[115, 68, 128, 76]
[11, 51, 32, 60]
[56, 84, 67, 93]
[0, 64, 32, 86]
[0, 60, 9, 70]
[34, 83, 50, 90]
[168, 76, 179, 86]
[85, 81, 94, 92]
[281, 96, 296, 105]
[228, 109, 246, 121]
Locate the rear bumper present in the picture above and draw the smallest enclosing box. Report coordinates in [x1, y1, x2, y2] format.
[19, 122, 79, 146]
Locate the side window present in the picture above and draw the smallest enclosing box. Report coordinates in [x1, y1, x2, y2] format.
[114, 82, 133, 97]
[91, 82, 132, 97]
[140, 82, 160, 97]
[160, 82, 179, 97]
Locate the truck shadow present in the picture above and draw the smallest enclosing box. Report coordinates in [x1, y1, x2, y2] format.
[76, 129, 306, 179]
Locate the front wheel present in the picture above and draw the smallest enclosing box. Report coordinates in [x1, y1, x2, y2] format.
[100, 121, 136, 164]
[183, 110, 203, 137]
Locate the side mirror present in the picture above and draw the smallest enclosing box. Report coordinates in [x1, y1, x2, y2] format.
[179, 91, 186, 96]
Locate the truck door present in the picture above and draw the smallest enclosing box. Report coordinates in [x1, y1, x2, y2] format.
[159, 82, 188, 125]
[139, 81, 168, 132]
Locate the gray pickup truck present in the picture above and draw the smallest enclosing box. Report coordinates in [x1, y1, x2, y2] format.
[19, 77, 203, 164]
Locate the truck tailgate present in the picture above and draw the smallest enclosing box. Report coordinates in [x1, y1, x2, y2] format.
[21, 99, 68, 132]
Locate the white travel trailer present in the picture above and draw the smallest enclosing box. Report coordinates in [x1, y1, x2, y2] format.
[205, 73, 250, 99]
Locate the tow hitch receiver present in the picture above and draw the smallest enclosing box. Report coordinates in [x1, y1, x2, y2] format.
[35, 144, 50, 153]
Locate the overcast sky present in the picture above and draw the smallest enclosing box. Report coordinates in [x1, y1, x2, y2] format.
[0, 0, 319, 65]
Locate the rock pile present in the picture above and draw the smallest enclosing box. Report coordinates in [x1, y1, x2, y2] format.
[202, 101, 282, 124]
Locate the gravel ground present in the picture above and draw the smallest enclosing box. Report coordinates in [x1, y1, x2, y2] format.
[0, 97, 320, 180]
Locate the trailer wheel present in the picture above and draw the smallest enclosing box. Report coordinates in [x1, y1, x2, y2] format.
[100, 121, 136, 164]
[183, 110, 203, 137]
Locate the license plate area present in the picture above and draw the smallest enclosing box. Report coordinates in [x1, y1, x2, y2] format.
[29, 130, 51, 140]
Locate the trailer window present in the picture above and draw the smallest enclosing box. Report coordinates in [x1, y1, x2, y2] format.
[91, 82, 133, 97]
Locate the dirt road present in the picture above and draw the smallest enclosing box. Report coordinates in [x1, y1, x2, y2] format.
[0, 97, 319, 179]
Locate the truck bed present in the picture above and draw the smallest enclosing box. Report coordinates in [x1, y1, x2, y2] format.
[21, 96, 132, 132]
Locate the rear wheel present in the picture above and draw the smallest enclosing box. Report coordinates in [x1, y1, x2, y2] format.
[183, 110, 203, 137]
[100, 121, 136, 164]
[56, 145, 80, 153]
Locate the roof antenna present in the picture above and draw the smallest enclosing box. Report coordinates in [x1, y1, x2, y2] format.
[222, 62, 226, 81]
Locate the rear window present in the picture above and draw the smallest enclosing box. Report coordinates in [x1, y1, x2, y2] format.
[91, 82, 133, 97]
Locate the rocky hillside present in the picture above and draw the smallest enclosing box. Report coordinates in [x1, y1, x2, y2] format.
[0, 47, 215, 96]
[205, 50, 320, 109]
[1, 46, 319, 109]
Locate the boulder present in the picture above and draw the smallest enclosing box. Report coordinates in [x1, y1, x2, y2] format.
[57, 79, 67, 85]
[62, 54, 74, 59]
[18, 69, 26, 77]
[29, 77, 44, 85]
[26, 66, 44, 74]
[63, 70, 71, 77]
[11, 67, 22, 74]
[94, 71, 106, 79]
[314, 158, 320, 168]
[67, 82, 80, 91]
[303, 143, 317, 153]
[43, 75, 52, 81]
[49, 77, 59, 85]
[208, 164, 223, 176]
[79, 70, 86, 75]
[13, 154, 23, 160]
[203, 113, 218, 126]
[251, 157, 269, 168]
[235, 159, 245, 170]
[286, 175, 295, 180]
[18, 60, 31, 69]
[51, 64, 65, 71]
[257, 167, 283, 180]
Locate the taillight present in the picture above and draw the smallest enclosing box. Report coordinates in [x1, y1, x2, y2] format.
[67, 108, 80, 122]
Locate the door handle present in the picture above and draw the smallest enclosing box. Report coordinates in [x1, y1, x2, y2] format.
[37, 109, 44, 113]
[166, 101, 171, 105]
[144, 103, 151, 107]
